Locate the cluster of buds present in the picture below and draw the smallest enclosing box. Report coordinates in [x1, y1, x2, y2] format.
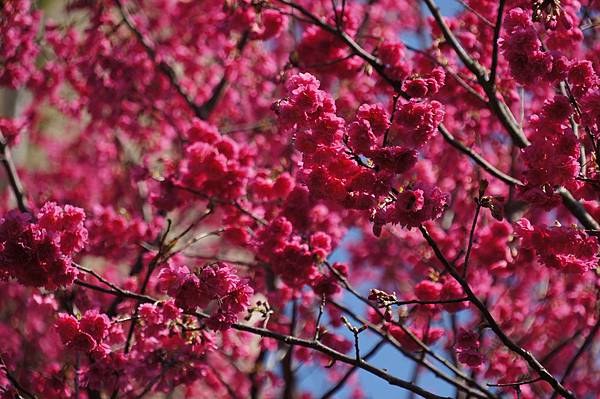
[368, 288, 398, 308]
[532, 0, 571, 30]
[368, 288, 398, 321]
[245, 300, 274, 326]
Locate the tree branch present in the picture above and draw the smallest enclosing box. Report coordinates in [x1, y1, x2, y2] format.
[557, 187, 600, 231]
[0, 132, 29, 213]
[489, 0, 506, 87]
[113, 0, 248, 121]
[549, 312, 600, 399]
[418, 225, 575, 399]
[422, 0, 530, 148]
[76, 278, 451, 399]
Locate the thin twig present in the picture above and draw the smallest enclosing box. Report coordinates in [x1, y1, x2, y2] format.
[454, 0, 495, 28]
[314, 295, 326, 341]
[329, 300, 495, 399]
[383, 94, 400, 147]
[387, 297, 470, 307]
[282, 299, 298, 399]
[487, 377, 541, 387]
[319, 339, 386, 399]
[463, 187, 485, 278]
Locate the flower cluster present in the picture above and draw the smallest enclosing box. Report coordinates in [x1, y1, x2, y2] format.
[500, 7, 566, 86]
[275, 73, 392, 209]
[0, 0, 40, 88]
[391, 100, 444, 148]
[379, 42, 411, 81]
[296, 7, 363, 77]
[372, 183, 448, 236]
[178, 120, 249, 201]
[522, 97, 580, 187]
[157, 262, 253, 329]
[455, 328, 484, 368]
[276, 73, 448, 238]
[516, 218, 599, 274]
[0, 203, 87, 289]
[1, 0, 600, 397]
[86, 205, 152, 260]
[254, 216, 320, 288]
[55, 311, 111, 357]
[402, 67, 446, 99]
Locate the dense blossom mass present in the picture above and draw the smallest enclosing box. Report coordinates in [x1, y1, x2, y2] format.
[0, 0, 599, 398]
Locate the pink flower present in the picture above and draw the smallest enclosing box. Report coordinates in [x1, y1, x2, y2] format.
[372, 183, 449, 235]
[392, 100, 444, 148]
[516, 219, 599, 274]
[0, 203, 87, 289]
[414, 280, 442, 302]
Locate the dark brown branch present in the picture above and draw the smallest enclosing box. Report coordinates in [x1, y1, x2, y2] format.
[463, 186, 486, 278]
[227, 320, 452, 399]
[418, 225, 575, 399]
[323, 263, 486, 394]
[549, 313, 600, 399]
[557, 187, 600, 231]
[329, 301, 496, 399]
[76, 278, 451, 399]
[249, 349, 267, 399]
[422, 0, 487, 78]
[0, 354, 37, 399]
[487, 377, 541, 387]
[113, 0, 248, 121]
[319, 339, 386, 399]
[0, 133, 29, 213]
[277, 0, 524, 187]
[282, 299, 298, 399]
[489, 0, 506, 87]
[422, 0, 530, 148]
[387, 297, 470, 307]
[383, 94, 400, 147]
[74, 279, 155, 303]
[437, 125, 523, 186]
[314, 295, 326, 341]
